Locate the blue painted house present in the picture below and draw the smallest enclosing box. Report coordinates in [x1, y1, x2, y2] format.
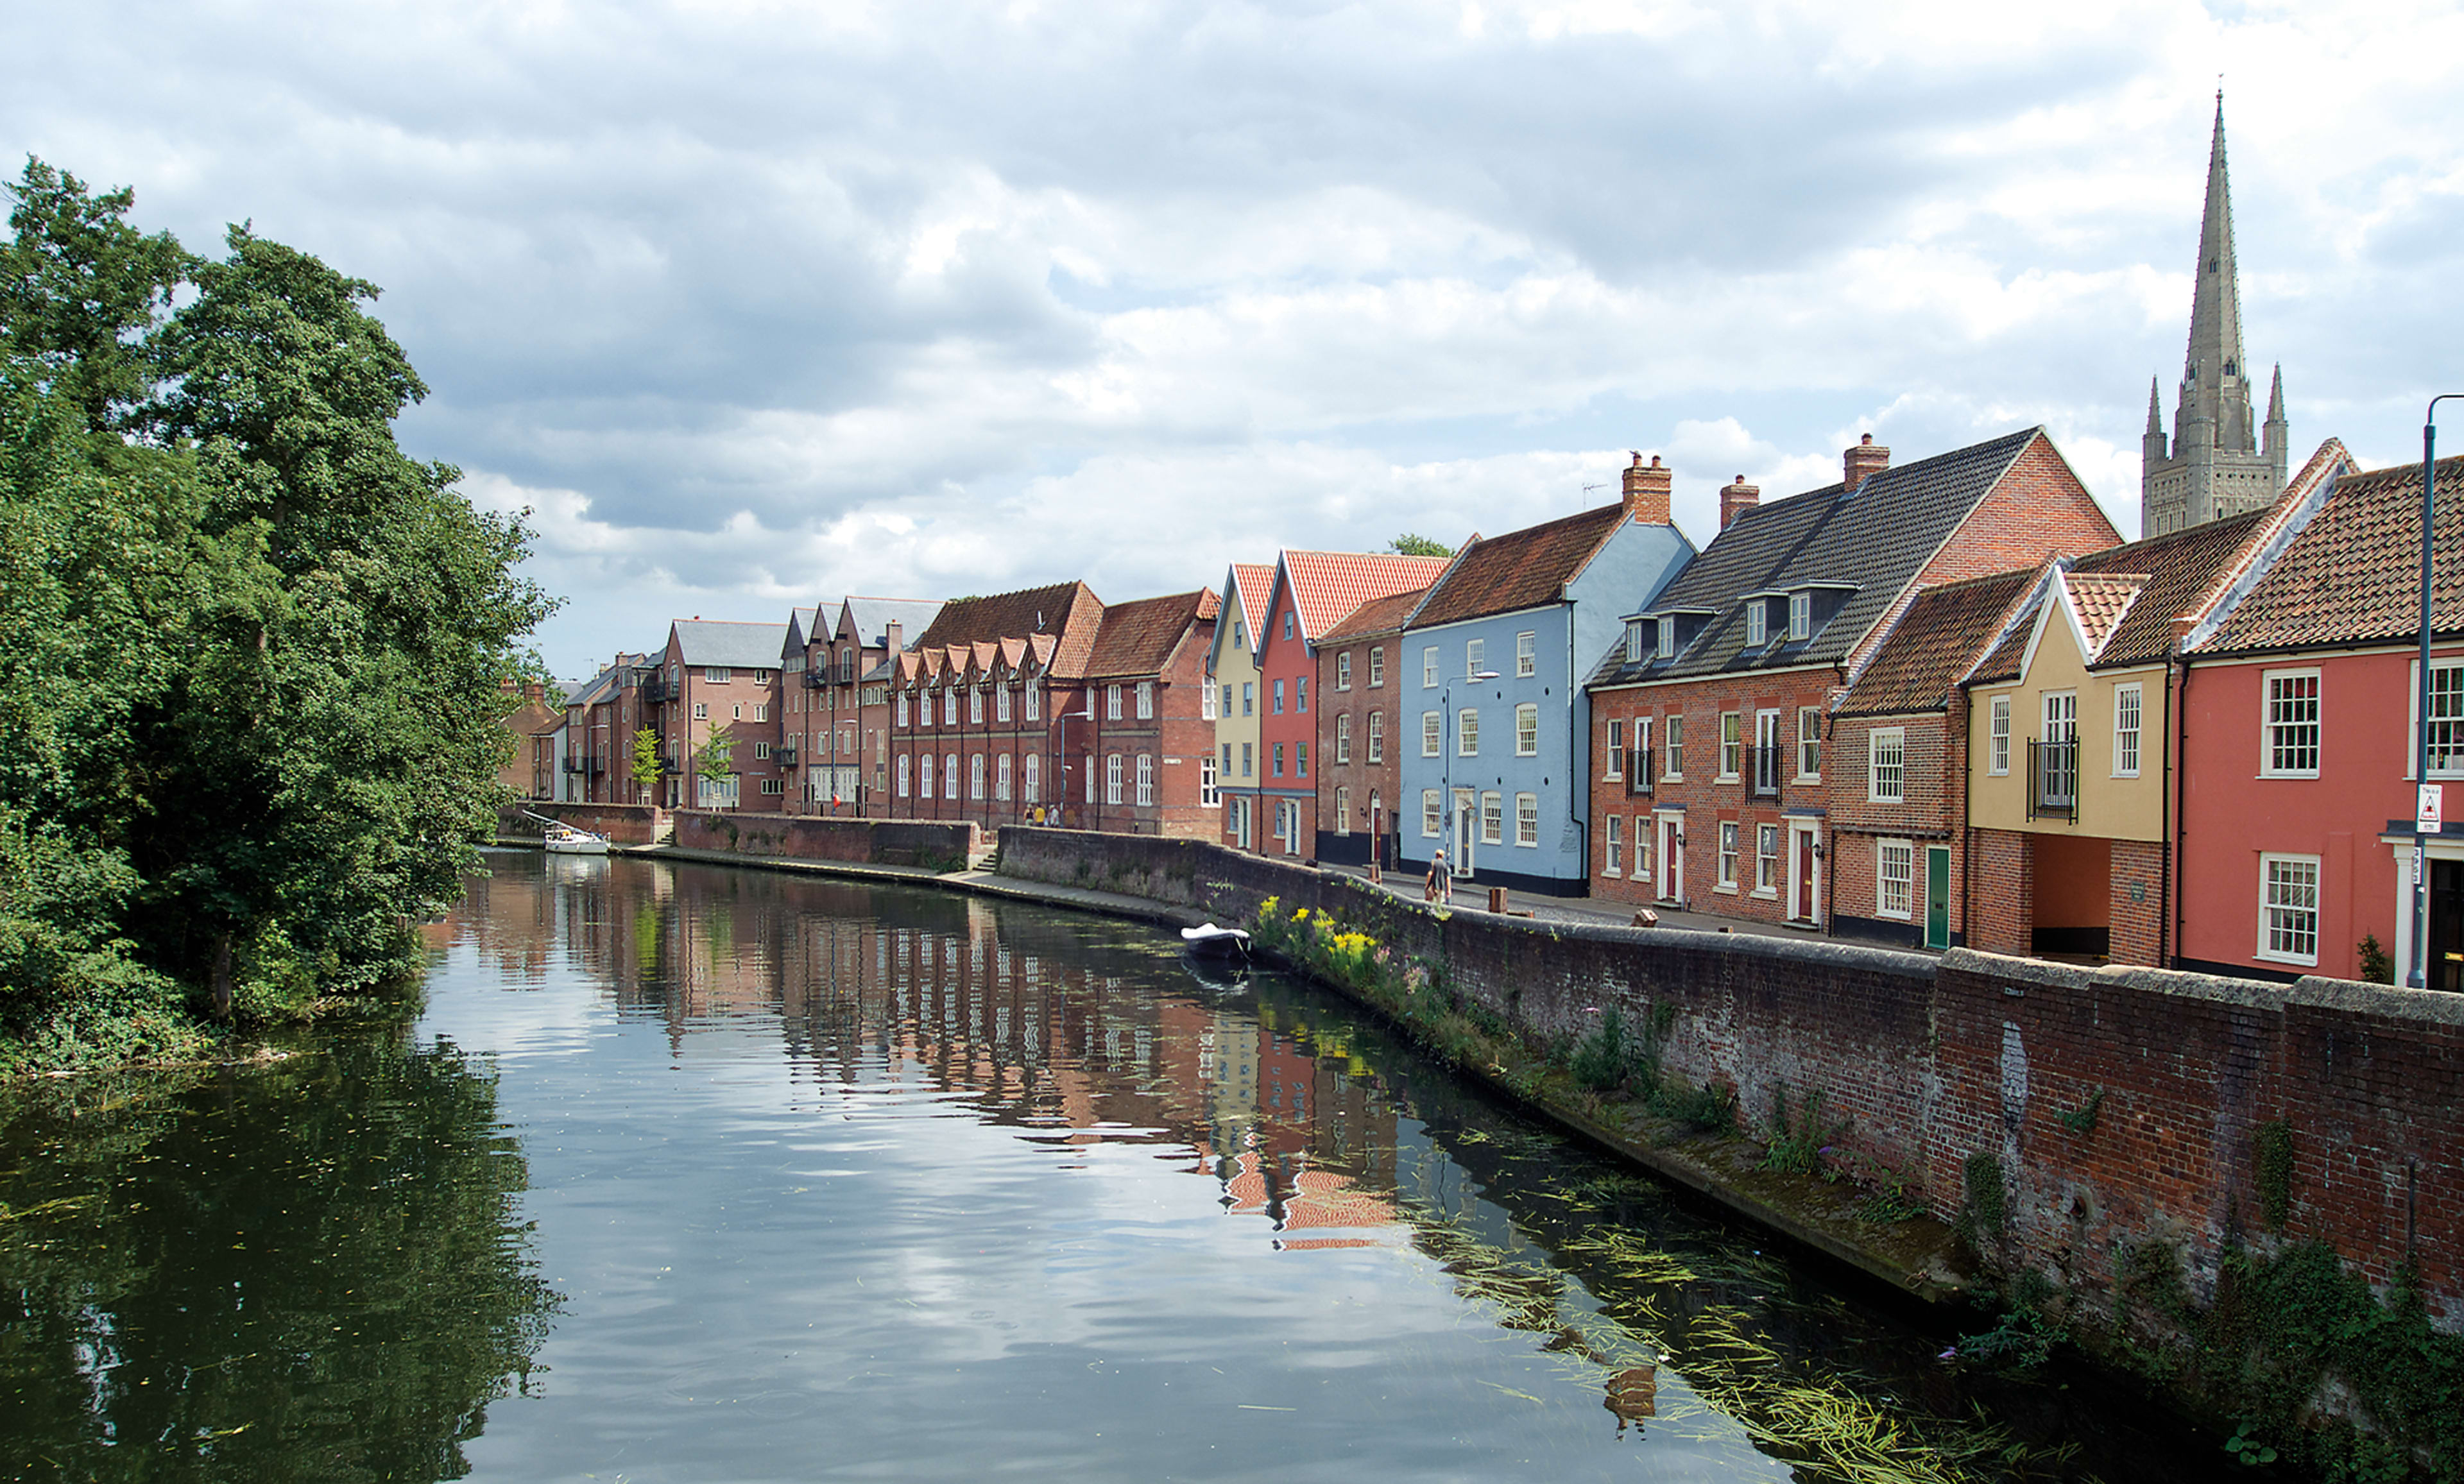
[1396, 457, 1694, 893]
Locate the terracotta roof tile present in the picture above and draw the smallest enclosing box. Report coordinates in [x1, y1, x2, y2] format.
[1228, 563, 1276, 640]
[2200, 454, 2464, 654]
[1320, 585, 1430, 643]
[2065, 574, 2147, 658]
[914, 580, 1105, 677]
[1277, 551, 1454, 642]
[1408, 504, 1627, 629]
[1838, 567, 2044, 717]
[1083, 588, 1217, 679]
[1971, 506, 2276, 681]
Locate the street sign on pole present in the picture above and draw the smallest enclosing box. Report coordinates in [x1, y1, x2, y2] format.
[2420, 783, 2445, 835]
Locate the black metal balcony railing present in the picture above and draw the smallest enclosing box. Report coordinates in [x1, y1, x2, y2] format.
[803, 669, 828, 690]
[563, 756, 586, 774]
[640, 676, 676, 704]
[661, 758, 684, 776]
[1623, 746, 1656, 798]
[2028, 738, 2079, 823]
[1749, 744, 1786, 798]
[776, 745, 799, 767]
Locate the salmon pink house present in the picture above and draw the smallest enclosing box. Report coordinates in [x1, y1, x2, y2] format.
[2178, 454, 2461, 987]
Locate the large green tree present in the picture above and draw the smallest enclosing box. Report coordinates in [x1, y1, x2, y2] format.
[0, 160, 556, 1051]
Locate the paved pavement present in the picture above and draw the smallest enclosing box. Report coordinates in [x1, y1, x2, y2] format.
[1313, 860, 1817, 941]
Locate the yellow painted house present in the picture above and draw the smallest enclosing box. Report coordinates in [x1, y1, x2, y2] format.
[1961, 498, 2305, 964]
[1211, 562, 1274, 851]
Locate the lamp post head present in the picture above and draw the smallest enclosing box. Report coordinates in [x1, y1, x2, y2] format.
[1471, 670, 1500, 681]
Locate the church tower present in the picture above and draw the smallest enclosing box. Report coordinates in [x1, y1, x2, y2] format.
[2141, 98, 2289, 536]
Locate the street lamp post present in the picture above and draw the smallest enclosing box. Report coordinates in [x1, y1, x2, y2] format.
[1442, 669, 1502, 880]
[2410, 397, 2463, 989]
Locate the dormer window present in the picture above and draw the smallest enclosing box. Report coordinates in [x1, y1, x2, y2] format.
[1788, 592, 1811, 641]
[1625, 619, 1645, 661]
[1745, 602, 1767, 647]
[1656, 617, 1675, 659]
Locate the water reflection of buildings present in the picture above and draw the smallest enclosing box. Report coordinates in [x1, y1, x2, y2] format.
[444, 855, 1402, 1250]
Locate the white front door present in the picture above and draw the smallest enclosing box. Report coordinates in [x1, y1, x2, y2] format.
[1453, 788, 1476, 877]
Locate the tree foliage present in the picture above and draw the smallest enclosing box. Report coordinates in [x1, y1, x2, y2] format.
[0, 158, 557, 1061]
[1389, 533, 1453, 556]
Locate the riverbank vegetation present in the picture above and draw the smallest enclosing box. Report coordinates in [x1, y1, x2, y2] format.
[0, 159, 554, 1071]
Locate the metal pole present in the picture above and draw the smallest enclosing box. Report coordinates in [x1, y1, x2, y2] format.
[2413, 399, 2459, 987]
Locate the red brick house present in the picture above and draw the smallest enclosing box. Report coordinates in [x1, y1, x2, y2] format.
[1075, 588, 1221, 838]
[783, 596, 942, 815]
[646, 620, 791, 811]
[891, 580, 1099, 832]
[1584, 429, 2120, 927]
[1313, 585, 1428, 871]
[1825, 565, 2044, 949]
[2176, 452, 2459, 985]
[1253, 551, 1452, 859]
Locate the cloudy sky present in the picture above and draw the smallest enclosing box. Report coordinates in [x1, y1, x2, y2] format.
[13, 0, 2461, 674]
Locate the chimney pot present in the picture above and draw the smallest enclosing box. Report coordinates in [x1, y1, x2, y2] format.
[1621, 450, 1673, 525]
[1844, 436, 1891, 495]
[1719, 475, 1761, 530]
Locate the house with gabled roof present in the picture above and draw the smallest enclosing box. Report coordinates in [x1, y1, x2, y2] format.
[1824, 565, 2048, 950]
[1314, 584, 1430, 871]
[1076, 588, 1221, 838]
[1962, 439, 2345, 965]
[1399, 455, 1693, 894]
[1585, 429, 2120, 926]
[649, 618, 791, 810]
[1253, 550, 1454, 860]
[892, 581, 1100, 832]
[2173, 447, 2464, 985]
[1209, 562, 1276, 853]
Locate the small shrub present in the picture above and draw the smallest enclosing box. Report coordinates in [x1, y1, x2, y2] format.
[2254, 1119, 2294, 1231]
[1650, 1080, 1737, 1133]
[2356, 934, 2395, 985]
[1761, 1083, 1846, 1177]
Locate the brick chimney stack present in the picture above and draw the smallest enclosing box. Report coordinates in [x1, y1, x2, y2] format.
[885, 619, 903, 653]
[1719, 475, 1760, 530]
[1844, 432, 1890, 495]
[1621, 452, 1672, 525]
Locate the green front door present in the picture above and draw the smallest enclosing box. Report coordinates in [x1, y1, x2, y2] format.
[1924, 846, 1951, 951]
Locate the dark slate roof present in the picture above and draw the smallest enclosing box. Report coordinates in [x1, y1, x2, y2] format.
[1083, 588, 1218, 679]
[671, 620, 791, 669]
[841, 596, 946, 650]
[1407, 504, 1627, 629]
[914, 581, 1104, 676]
[2198, 455, 2464, 655]
[783, 604, 825, 657]
[1971, 507, 2275, 682]
[1320, 585, 1429, 644]
[1836, 567, 2042, 717]
[1589, 427, 2044, 688]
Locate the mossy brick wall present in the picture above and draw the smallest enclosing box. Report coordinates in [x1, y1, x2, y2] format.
[1001, 826, 2464, 1331]
[498, 801, 665, 845]
[672, 811, 979, 867]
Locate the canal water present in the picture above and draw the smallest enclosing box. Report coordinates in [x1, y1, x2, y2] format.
[1, 851, 2218, 1482]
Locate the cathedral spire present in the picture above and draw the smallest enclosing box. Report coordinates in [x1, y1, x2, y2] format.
[2178, 92, 2253, 453]
[2143, 95, 2285, 536]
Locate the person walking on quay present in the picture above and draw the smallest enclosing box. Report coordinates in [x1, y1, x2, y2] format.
[1426, 848, 1451, 905]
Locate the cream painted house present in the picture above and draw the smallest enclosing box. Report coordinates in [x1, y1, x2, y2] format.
[1210, 562, 1274, 851]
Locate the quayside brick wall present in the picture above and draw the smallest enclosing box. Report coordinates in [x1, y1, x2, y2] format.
[998, 826, 2464, 1329]
[674, 810, 979, 867]
[499, 801, 665, 846]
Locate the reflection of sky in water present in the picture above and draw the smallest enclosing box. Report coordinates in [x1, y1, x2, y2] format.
[422, 857, 1797, 1481]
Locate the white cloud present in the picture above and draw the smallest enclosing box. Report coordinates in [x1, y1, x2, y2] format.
[6, 0, 2457, 667]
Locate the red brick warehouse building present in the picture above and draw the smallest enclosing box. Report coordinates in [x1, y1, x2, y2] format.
[1585, 429, 2119, 929]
